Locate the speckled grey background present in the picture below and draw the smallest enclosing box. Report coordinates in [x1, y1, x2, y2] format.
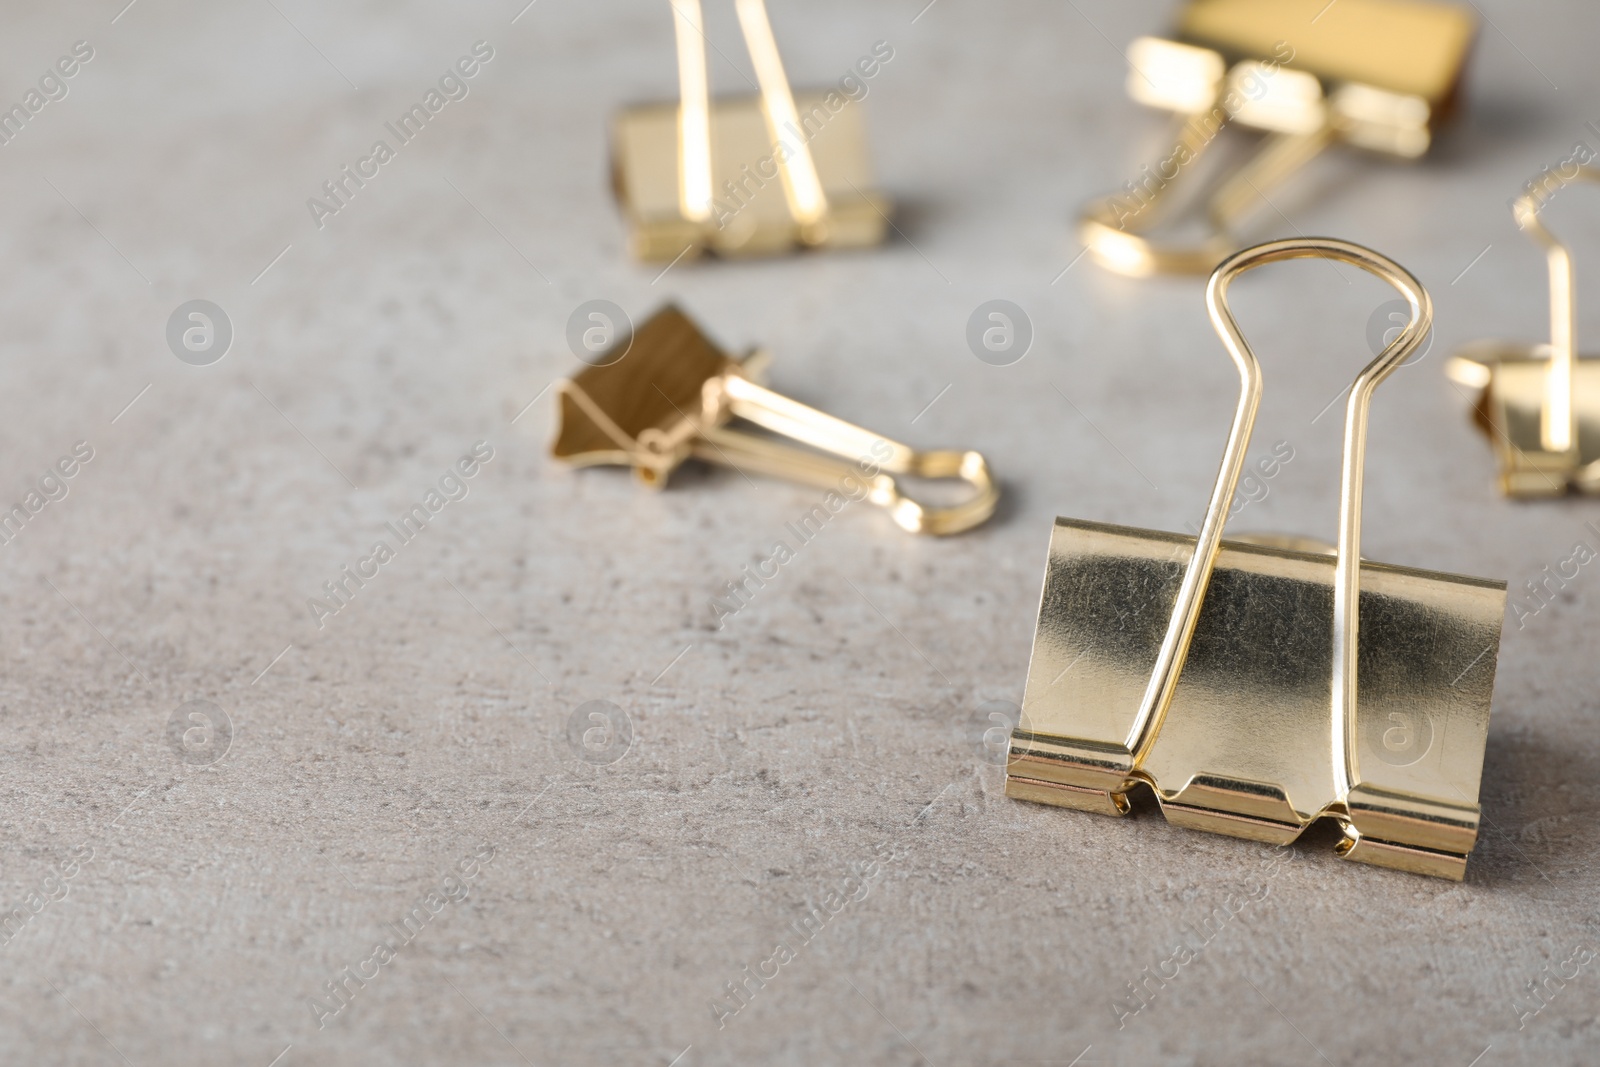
[1, 1, 1599, 1064]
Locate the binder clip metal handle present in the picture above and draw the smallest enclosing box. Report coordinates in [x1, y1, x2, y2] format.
[1079, 98, 1336, 278]
[1518, 170, 1589, 457]
[1009, 238, 1507, 879]
[696, 373, 998, 536]
[670, 0, 828, 239]
[1449, 166, 1600, 495]
[1078, 0, 1477, 277]
[611, 1, 891, 261]
[1133, 238, 1431, 794]
[551, 305, 998, 536]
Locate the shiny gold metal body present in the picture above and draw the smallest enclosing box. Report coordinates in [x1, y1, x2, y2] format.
[1079, 0, 1477, 277]
[610, 0, 889, 262]
[1007, 239, 1506, 879]
[550, 306, 997, 536]
[1448, 167, 1600, 496]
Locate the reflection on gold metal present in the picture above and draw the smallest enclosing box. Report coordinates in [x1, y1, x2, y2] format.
[1007, 239, 1507, 879]
[734, 0, 828, 232]
[550, 306, 998, 536]
[612, 0, 888, 262]
[1078, 0, 1478, 277]
[1448, 167, 1600, 496]
[671, 0, 714, 223]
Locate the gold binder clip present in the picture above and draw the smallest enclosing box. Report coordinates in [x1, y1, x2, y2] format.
[1006, 239, 1507, 879]
[549, 305, 997, 535]
[610, 0, 891, 262]
[1078, 0, 1478, 277]
[1448, 167, 1600, 496]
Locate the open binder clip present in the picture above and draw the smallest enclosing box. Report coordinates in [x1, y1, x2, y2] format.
[610, 0, 891, 262]
[549, 305, 997, 535]
[1448, 167, 1600, 496]
[1005, 239, 1506, 879]
[1078, 0, 1477, 277]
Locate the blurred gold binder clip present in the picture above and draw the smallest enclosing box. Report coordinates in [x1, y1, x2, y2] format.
[549, 305, 997, 535]
[1448, 167, 1600, 496]
[1078, 0, 1477, 277]
[1005, 239, 1506, 879]
[610, 0, 891, 262]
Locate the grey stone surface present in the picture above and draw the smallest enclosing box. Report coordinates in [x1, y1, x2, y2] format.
[1, 0, 1599, 1064]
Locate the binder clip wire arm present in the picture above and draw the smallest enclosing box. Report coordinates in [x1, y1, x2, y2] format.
[1123, 238, 1430, 802]
[670, 0, 829, 239]
[612, 0, 890, 260]
[690, 372, 998, 536]
[1079, 108, 1336, 278]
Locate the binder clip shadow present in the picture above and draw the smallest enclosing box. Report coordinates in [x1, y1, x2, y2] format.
[1078, 0, 1478, 277]
[550, 305, 998, 535]
[610, 0, 891, 262]
[1006, 238, 1507, 879]
[1448, 167, 1600, 496]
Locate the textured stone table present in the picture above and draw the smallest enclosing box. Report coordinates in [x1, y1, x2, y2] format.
[1, 0, 1599, 1064]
